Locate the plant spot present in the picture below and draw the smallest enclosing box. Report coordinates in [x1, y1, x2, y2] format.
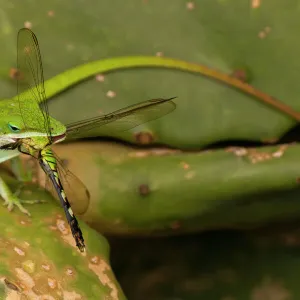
[14, 246, 25, 256]
[226, 147, 247, 157]
[47, 278, 57, 289]
[96, 74, 105, 82]
[4, 278, 20, 292]
[106, 90, 116, 98]
[231, 69, 247, 82]
[22, 260, 35, 274]
[186, 2, 195, 10]
[66, 268, 74, 276]
[9, 68, 21, 80]
[258, 26, 271, 39]
[24, 21, 32, 29]
[41, 264, 51, 271]
[15, 268, 35, 289]
[56, 219, 69, 235]
[251, 0, 261, 8]
[47, 10, 55, 17]
[258, 31, 266, 39]
[138, 184, 150, 196]
[265, 26, 271, 33]
[89, 260, 118, 299]
[135, 131, 154, 145]
[180, 162, 190, 170]
[63, 291, 82, 299]
[129, 150, 148, 158]
[156, 51, 163, 57]
[90, 256, 100, 264]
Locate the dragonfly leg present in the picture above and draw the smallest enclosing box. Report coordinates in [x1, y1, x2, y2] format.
[13, 184, 46, 205]
[9, 157, 46, 206]
[10, 156, 32, 182]
[0, 176, 31, 216]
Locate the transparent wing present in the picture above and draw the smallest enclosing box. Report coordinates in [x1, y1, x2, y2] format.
[17, 28, 51, 141]
[66, 97, 177, 138]
[44, 153, 90, 215]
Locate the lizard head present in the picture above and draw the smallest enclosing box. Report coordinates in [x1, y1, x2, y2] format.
[0, 98, 66, 152]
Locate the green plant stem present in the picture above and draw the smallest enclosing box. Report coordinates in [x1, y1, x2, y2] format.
[13, 56, 300, 121]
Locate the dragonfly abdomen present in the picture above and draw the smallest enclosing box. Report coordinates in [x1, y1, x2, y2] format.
[39, 147, 85, 252]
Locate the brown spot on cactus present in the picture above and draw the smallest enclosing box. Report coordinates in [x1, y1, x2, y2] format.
[4, 278, 20, 292]
[180, 162, 190, 170]
[231, 69, 247, 82]
[65, 267, 74, 276]
[14, 246, 25, 256]
[47, 10, 55, 17]
[106, 90, 116, 98]
[47, 278, 57, 289]
[90, 256, 100, 264]
[41, 264, 51, 271]
[24, 21, 32, 29]
[56, 218, 69, 235]
[138, 184, 150, 196]
[251, 0, 261, 8]
[226, 147, 247, 156]
[15, 268, 35, 290]
[135, 131, 154, 145]
[227, 145, 288, 164]
[96, 74, 105, 82]
[63, 290, 82, 299]
[9, 68, 21, 81]
[22, 260, 35, 274]
[186, 2, 195, 10]
[89, 260, 119, 300]
[55, 218, 87, 254]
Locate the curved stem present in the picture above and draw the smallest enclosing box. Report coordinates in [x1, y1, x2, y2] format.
[15, 56, 300, 121]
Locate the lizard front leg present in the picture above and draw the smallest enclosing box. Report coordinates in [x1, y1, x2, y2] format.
[0, 151, 43, 216]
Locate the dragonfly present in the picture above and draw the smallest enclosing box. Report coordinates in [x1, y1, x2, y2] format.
[0, 28, 177, 252]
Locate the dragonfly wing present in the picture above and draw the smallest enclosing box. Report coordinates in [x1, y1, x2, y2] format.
[45, 154, 90, 215]
[17, 28, 51, 140]
[66, 97, 176, 138]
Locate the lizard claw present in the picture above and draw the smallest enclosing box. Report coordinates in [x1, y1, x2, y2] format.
[3, 197, 31, 216]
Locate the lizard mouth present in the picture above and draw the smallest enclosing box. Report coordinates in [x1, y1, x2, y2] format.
[52, 133, 66, 144]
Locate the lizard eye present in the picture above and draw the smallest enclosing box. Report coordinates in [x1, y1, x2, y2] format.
[8, 122, 20, 133]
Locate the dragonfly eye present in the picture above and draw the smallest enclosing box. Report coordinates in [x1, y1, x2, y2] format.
[8, 122, 20, 133]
